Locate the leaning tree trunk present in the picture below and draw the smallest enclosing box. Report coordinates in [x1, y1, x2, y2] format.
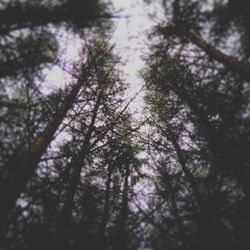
[167, 25, 250, 82]
[0, 69, 87, 225]
[163, 171, 188, 249]
[55, 93, 102, 246]
[167, 129, 215, 250]
[167, 127, 204, 207]
[98, 163, 114, 250]
[113, 164, 130, 250]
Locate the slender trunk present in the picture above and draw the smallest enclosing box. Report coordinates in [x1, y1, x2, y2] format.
[167, 132, 211, 249]
[55, 158, 85, 247]
[120, 165, 129, 233]
[113, 165, 130, 250]
[98, 164, 113, 248]
[0, 72, 87, 225]
[164, 172, 188, 249]
[170, 25, 250, 82]
[55, 93, 102, 244]
[163, 128, 216, 249]
[168, 130, 204, 208]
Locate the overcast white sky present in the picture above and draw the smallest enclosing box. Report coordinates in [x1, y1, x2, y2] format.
[110, 0, 162, 114]
[43, 0, 164, 115]
[111, 0, 152, 84]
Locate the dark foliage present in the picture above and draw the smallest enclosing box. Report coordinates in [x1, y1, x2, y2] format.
[0, 0, 250, 250]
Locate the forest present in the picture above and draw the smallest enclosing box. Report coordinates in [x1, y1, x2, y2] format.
[0, 0, 250, 249]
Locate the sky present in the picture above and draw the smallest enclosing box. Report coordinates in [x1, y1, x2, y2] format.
[110, 0, 161, 114]
[111, 0, 152, 85]
[43, 0, 164, 116]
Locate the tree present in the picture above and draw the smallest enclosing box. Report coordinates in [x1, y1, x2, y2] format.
[141, 1, 250, 246]
[157, 0, 250, 82]
[2, 1, 250, 249]
[0, 40, 114, 226]
[0, 36, 144, 250]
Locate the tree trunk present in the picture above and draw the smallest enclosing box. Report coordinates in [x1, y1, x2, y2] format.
[113, 165, 130, 250]
[55, 92, 102, 245]
[0, 71, 87, 225]
[168, 130, 204, 207]
[167, 132, 212, 250]
[98, 163, 113, 249]
[169, 25, 250, 82]
[164, 172, 188, 249]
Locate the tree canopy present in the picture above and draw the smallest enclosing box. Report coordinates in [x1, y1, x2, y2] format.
[1, 0, 250, 250]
